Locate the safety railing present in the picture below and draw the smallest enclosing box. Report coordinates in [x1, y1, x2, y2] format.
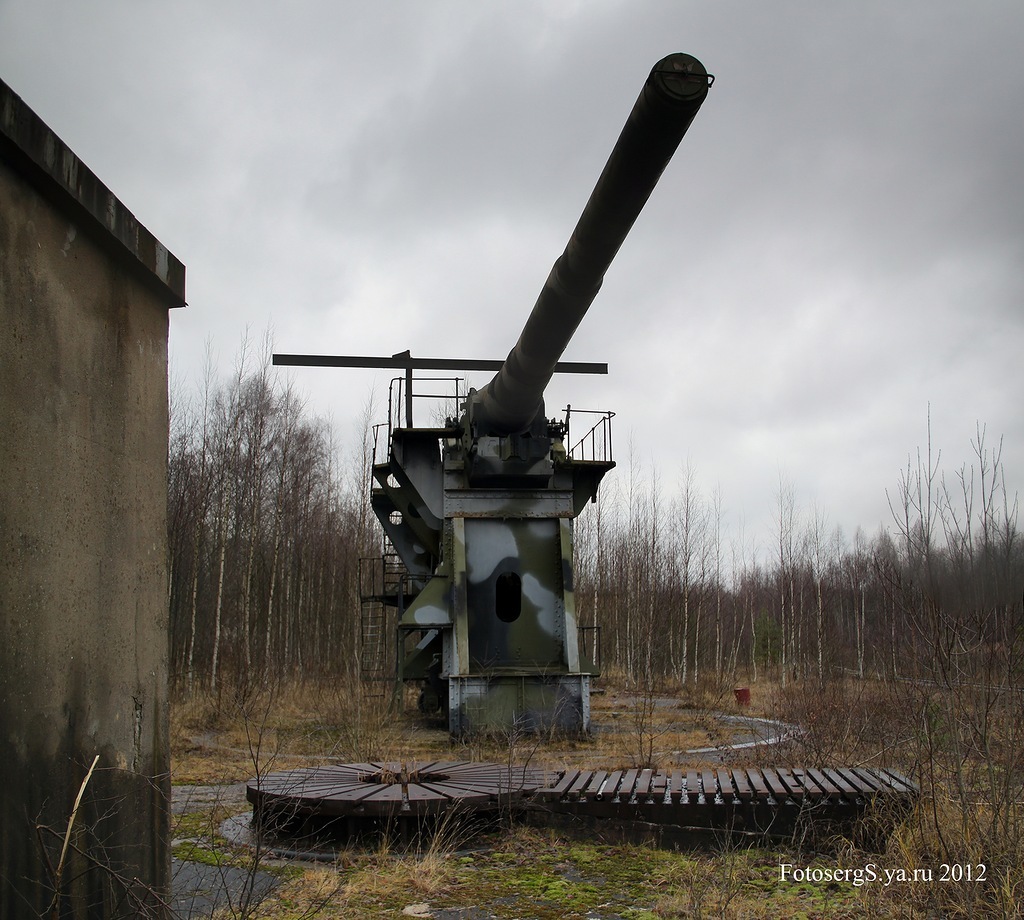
[566, 408, 615, 463]
[387, 374, 466, 432]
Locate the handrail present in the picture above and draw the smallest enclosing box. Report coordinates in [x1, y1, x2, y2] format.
[566, 408, 615, 463]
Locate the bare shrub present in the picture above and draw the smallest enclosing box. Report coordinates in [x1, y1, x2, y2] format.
[769, 677, 902, 765]
[306, 678, 403, 763]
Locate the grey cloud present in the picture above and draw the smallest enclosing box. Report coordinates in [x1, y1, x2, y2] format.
[2, 0, 1021, 555]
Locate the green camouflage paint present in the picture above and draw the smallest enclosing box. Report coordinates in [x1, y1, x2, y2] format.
[357, 53, 710, 733]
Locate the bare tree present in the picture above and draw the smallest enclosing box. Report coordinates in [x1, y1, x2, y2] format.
[807, 504, 829, 683]
[774, 474, 797, 686]
[673, 460, 706, 685]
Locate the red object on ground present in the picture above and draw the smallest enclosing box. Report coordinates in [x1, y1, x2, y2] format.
[734, 687, 751, 705]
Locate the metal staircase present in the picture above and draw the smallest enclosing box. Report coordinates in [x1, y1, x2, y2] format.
[359, 541, 411, 683]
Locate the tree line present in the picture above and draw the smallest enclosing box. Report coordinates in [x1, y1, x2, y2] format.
[169, 352, 1023, 694]
[168, 338, 378, 694]
[575, 421, 1022, 690]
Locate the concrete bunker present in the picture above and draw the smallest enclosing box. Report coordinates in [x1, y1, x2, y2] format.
[1, 78, 184, 917]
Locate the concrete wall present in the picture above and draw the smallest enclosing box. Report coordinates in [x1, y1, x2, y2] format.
[0, 79, 184, 918]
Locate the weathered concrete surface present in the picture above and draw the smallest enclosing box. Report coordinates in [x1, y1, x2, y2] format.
[171, 858, 280, 919]
[0, 77, 183, 918]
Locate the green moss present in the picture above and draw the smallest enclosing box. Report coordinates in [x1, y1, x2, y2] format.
[172, 840, 225, 868]
[171, 816, 876, 919]
[171, 809, 219, 839]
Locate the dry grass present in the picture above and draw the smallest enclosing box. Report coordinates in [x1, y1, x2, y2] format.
[171, 671, 767, 781]
[222, 822, 891, 919]
[758, 672, 1024, 918]
[171, 669, 1024, 918]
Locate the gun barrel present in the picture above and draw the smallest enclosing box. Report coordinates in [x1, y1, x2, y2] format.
[472, 52, 710, 435]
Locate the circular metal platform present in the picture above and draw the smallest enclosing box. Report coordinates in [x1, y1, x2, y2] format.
[246, 760, 918, 849]
[248, 760, 553, 833]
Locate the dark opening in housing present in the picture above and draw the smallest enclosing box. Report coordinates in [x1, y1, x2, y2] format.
[495, 572, 522, 623]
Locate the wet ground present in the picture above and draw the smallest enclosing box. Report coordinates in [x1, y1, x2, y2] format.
[171, 858, 280, 918]
[171, 783, 281, 919]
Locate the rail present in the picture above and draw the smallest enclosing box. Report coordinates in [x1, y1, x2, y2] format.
[566, 407, 615, 463]
[387, 374, 466, 432]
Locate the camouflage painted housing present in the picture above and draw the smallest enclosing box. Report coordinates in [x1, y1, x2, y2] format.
[370, 53, 710, 734]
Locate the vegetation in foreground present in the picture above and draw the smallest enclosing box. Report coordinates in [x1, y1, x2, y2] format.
[171, 669, 1023, 919]
[237, 826, 884, 920]
[164, 342, 1021, 916]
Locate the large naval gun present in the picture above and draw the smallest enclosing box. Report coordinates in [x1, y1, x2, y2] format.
[275, 53, 711, 734]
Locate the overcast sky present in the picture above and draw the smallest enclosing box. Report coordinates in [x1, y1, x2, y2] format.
[3, 0, 1022, 559]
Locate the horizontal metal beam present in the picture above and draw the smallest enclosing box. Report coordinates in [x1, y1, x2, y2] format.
[273, 353, 608, 375]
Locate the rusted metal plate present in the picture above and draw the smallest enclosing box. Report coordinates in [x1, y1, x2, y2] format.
[745, 769, 772, 801]
[837, 767, 880, 795]
[669, 769, 683, 804]
[876, 768, 919, 796]
[538, 768, 581, 802]
[791, 768, 828, 799]
[775, 768, 803, 801]
[596, 770, 622, 801]
[760, 768, 791, 801]
[805, 768, 843, 798]
[821, 768, 861, 799]
[582, 770, 608, 801]
[731, 769, 752, 802]
[716, 769, 736, 803]
[686, 769, 701, 804]
[249, 761, 552, 820]
[568, 770, 593, 798]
